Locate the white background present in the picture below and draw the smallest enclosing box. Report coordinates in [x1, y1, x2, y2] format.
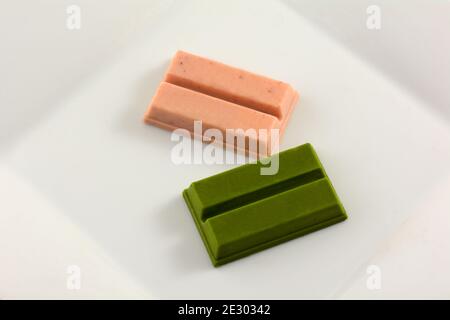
[0, 0, 449, 299]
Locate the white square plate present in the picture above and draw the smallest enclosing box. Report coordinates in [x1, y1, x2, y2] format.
[1, 0, 450, 298]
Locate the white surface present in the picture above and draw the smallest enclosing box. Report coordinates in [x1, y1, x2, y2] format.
[340, 174, 450, 299]
[284, 0, 450, 122]
[0, 166, 153, 299]
[1, 0, 450, 299]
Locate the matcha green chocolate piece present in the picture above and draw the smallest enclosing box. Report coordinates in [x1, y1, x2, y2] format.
[183, 143, 347, 266]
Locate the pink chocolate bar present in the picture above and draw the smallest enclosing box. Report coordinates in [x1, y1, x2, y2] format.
[144, 51, 298, 155]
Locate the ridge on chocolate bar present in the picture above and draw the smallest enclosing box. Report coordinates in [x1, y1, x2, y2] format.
[144, 51, 299, 155]
[183, 143, 348, 266]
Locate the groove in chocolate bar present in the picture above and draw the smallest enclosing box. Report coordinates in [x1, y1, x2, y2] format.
[201, 168, 325, 222]
[165, 75, 282, 119]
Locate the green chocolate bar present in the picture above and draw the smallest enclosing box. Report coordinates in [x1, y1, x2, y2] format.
[183, 143, 347, 266]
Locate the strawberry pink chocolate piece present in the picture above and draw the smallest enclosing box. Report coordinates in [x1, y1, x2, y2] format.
[144, 51, 299, 155]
